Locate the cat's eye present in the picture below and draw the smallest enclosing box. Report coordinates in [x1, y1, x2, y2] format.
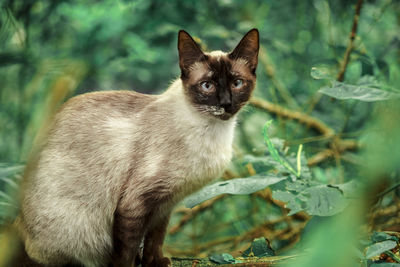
[200, 81, 215, 92]
[233, 79, 243, 89]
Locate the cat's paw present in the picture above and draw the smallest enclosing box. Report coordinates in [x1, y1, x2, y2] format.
[142, 256, 171, 267]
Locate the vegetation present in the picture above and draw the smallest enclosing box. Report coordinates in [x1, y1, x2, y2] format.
[1, 0, 400, 266]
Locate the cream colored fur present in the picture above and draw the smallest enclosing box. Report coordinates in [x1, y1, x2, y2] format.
[19, 79, 236, 266]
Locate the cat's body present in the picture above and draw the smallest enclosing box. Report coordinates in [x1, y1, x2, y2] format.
[17, 30, 259, 267]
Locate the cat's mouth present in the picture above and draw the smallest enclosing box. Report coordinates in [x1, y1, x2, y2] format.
[205, 106, 233, 120]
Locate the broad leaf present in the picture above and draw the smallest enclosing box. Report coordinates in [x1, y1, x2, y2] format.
[209, 253, 237, 264]
[272, 190, 303, 215]
[242, 237, 275, 257]
[319, 81, 400, 102]
[184, 175, 286, 208]
[371, 232, 399, 243]
[302, 185, 347, 216]
[273, 182, 352, 216]
[365, 240, 397, 259]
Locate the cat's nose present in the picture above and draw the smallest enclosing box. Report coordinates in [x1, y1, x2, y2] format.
[221, 104, 233, 114]
[219, 91, 231, 106]
[218, 88, 232, 113]
[220, 100, 233, 113]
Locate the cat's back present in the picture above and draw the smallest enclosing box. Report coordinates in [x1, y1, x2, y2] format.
[24, 89, 158, 203]
[46, 90, 157, 155]
[59, 90, 157, 121]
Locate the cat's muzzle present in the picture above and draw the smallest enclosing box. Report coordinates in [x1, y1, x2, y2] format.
[206, 106, 233, 120]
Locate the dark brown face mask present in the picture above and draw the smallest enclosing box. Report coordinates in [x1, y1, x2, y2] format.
[178, 29, 259, 120]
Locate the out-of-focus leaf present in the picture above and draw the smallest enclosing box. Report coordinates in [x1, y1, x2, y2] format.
[0, 52, 27, 66]
[365, 240, 397, 259]
[310, 66, 334, 80]
[242, 237, 275, 257]
[209, 253, 236, 264]
[357, 75, 380, 87]
[319, 80, 400, 102]
[370, 263, 400, 267]
[184, 175, 287, 208]
[0, 165, 24, 179]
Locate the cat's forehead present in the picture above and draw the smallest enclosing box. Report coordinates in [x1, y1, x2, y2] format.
[206, 50, 227, 58]
[188, 51, 252, 82]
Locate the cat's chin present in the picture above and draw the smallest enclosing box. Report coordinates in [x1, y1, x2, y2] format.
[215, 113, 234, 121]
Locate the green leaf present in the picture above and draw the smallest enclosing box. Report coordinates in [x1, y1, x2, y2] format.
[370, 263, 400, 267]
[0, 165, 24, 179]
[310, 66, 334, 80]
[371, 232, 399, 243]
[318, 81, 400, 102]
[273, 182, 351, 216]
[209, 253, 236, 264]
[183, 175, 286, 208]
[242, 237, 275, 257]
[365, 240, 397, 259]
[303, 185, 348, 216]
[335, 180, 360, 198]
[272, 190, 303, 215]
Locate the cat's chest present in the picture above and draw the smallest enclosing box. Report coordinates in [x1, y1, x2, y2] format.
[173, 121, 235, 194]
[187, 126, 233, 171]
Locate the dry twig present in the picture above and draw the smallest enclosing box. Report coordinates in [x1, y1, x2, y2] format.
[249, 97, 334, 137]
[169, 195, 226, 235]
[337, 0, 364, 82]
[307, 0, 365, 113]
[249, 97, 359, 165]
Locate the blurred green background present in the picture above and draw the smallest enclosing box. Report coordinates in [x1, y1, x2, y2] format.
[1, 0, 400, 266]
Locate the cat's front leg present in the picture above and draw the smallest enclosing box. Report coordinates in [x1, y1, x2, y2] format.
[142, 214, 171, 267]
[112, 203, 146, 267]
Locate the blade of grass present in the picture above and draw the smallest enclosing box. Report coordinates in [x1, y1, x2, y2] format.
[262, 120, 299, 177]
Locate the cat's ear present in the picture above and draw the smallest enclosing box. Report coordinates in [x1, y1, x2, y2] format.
[178, 30, 206, 76]
[229, 29, 259, 73]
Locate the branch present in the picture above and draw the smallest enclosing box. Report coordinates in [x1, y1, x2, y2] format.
[307, 0, 365, 113]
[169, 195, 226, 235]
[336, 0, 364, 82]
[249, 97, 334, 137]
[249, 97, 359, 166]
[307, 139, 358, 166]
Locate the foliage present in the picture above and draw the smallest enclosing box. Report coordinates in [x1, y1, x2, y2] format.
[1, 0, 400, 266]
[314, 72, 400, 101]
[362, 232, 400, 265]
[209, 253, 238, 264]
[242, 237, 275, 257]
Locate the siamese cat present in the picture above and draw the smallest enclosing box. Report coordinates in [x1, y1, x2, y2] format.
[16, 29, 259, 267]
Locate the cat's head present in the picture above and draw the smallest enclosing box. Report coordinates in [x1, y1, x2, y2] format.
[178, 29, 259, 120]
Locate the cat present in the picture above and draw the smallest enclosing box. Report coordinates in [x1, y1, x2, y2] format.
[16, 28, 259, 267]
